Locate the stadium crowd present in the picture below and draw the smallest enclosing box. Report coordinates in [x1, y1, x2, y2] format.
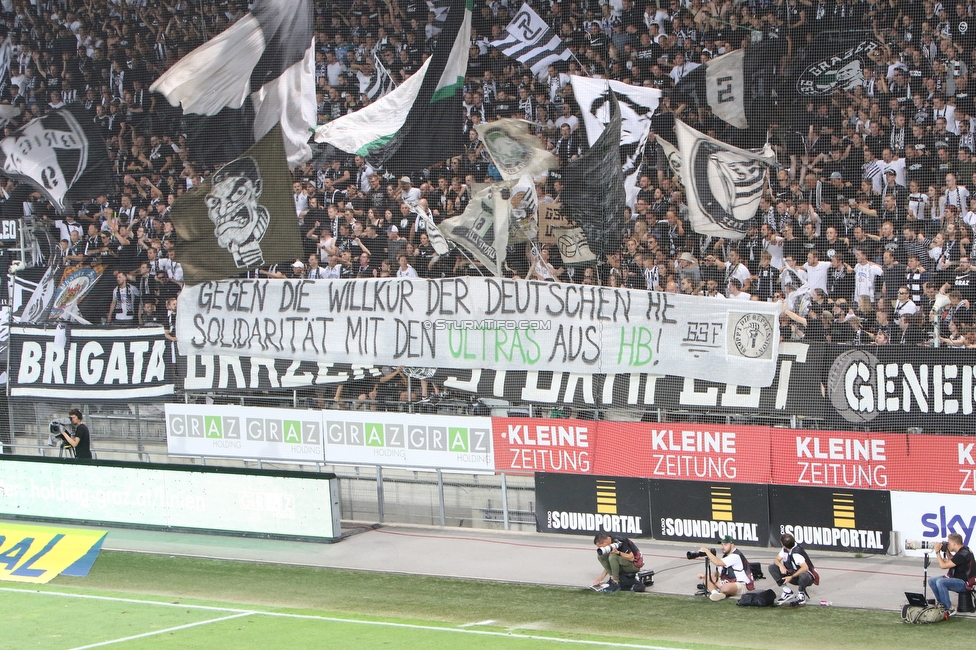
[1, 0, 975, 351]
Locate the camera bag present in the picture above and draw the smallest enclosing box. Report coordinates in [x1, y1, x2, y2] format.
[638, 570, 655, 587]
[737, 589, 776, 607]
[901, 603, 947, 624]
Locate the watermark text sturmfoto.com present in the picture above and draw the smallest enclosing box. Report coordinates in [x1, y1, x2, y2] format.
[423, 319, 553, 331]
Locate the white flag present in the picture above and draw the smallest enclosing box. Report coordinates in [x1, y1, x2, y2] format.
[675, 119, 776, 240]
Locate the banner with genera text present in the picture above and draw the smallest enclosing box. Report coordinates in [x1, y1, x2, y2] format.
[178, 278, 781, 387]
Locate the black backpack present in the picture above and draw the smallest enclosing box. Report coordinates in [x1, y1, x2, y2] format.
[738, 589, 776, 607]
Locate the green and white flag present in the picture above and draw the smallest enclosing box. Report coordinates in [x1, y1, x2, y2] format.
[314, 0, 471, 174]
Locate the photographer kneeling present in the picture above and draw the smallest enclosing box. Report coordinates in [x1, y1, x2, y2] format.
[60, 409, 92, 460]
[593, 533, 644, 593]
[929, 534, 976, 615]
[769, 533, 819, 606]
[697, 535, 754, 601]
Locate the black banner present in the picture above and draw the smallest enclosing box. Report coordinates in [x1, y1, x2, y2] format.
[821, 344, 976, 433]
[767, 485, 891, 553]
[186, 341, 819, 417]
[9, 326, 174, 401]
[535, 473, 650, 537]
[649, 479, 769, 547]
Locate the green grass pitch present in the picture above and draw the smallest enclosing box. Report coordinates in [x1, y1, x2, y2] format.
[0, 551, 971, 650]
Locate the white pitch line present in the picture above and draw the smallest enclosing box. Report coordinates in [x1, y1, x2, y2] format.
[68, 612, 252, 650]
[0, 587, 246, 613]
[459, 619, 497, 627]
[2, 587, 688, 650]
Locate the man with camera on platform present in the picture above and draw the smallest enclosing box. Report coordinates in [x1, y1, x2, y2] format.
[696, 535, 753, 601]
[59, 409, 92, 460]
[929, 534, 976, 615]
[769, 533, 819, 606]
[592, 533, 644, 593]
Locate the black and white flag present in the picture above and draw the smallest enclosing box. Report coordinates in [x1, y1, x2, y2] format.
[491, 3, 572, 77]
[570, 77, 660, 209]
[787, 34, 883, 99]
[675, 119, 776, 240]
[673, 40, 785, 131]
[561, 93, 626, 259]
[362, 52, 397, 101]
[0, 105, 113, 213]
[426, 0, 452, 36]
[151, 0, 315, 167]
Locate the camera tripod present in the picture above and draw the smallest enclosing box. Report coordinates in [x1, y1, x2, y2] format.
[921, 552, 933, 602]
[58, 441, 74, 459]
[696, 556, 713, 596]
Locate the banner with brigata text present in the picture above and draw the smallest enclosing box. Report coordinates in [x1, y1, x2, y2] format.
[177, 278, 781, 387]
[9, 326, 174, 400]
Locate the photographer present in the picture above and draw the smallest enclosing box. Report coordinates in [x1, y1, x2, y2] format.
[697, 535, 754, 601]
[769, 533, 819, 606]
[60, 409, 92, 460]
[929, 534, 976, 615]
[592, 533, 643, 593]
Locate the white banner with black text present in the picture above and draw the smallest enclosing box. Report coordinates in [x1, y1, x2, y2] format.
[178, 278, 782, 387]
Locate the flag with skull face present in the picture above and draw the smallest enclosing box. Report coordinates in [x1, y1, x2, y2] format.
[169, 125, 301, 284]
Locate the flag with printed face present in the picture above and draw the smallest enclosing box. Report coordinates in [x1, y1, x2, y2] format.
[474, 119, 557, 181]
[675, 119, 776, 240]
[168, 125, 302, 284]
[0, 105, 113, 214]
[569, 77, 660, 210]
[314, 0, 470, 175]
[151, 0, 316, 167]
[491, 3, 572, 77]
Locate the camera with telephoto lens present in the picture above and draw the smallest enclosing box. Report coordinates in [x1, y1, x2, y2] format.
[905, 539, 947, 552]
[47, 418, 72, 447]
[687, 549, 716, 560]
[596, 542, 621, 556]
